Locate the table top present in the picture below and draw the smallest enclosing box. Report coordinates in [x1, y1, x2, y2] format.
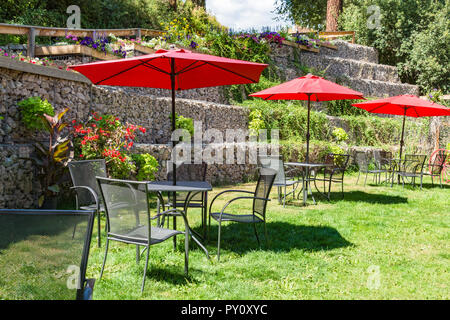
[285, 162, 334, 168]
[146, 180, 212, 192]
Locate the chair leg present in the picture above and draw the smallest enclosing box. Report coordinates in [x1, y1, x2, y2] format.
[136, 245, 140, 263]
[140, 245, 150, 293]
[341, 181, 344, 199]
[264, 222, 268, 247]
[184, 230, 189, 276]
[99, 238, 109, 280]
[97, 210, 101, 247]
[356, 171, 360, 184]
[283, 186, 286, 208]
[253, 223, 260, 246]
[217, 221, 222, 262]
[364, 172, 368, 186]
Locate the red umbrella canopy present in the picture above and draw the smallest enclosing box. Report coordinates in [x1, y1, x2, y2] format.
[68, 48, 268, 90]
[352, 94, 450, 117]
[249, 73, 364, 101]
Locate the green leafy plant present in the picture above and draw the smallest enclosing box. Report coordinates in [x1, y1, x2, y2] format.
[249, 109, 266, 137]
[18, 96, 55, 130]
[132, 153, 159, 181]
[171, 113, 194, 141]
[29, 108, 73, 207]
[332, 127, 349, 144]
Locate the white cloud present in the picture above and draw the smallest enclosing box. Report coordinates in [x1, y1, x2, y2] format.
[206, 0, 290, 31]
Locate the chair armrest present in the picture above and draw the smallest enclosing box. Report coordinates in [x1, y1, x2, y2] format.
[217, 196, 271, 220]
[209, 189, 255, 215]
[70, 186, 99, 209]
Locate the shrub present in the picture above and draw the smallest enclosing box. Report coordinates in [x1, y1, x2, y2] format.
[18, 96, 55, 130]
[332, 127, 349, 143]
[132, 153, 159, 181]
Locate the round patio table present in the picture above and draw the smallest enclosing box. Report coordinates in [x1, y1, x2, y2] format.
[146, 180, 212, 257]
[284, 162, 334, 206]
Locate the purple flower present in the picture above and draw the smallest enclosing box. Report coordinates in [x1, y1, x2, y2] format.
[189, 41, 198, 49]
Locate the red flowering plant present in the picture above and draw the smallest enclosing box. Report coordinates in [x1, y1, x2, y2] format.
[71, 112, 149, 179]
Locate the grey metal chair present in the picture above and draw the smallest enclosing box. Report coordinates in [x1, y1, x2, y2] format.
[423, 150, 447, 188]
[258, 155, 300, 207]
[355, 151, 386, 186]
[397, 154, 427, 189]
[373, 150, 394, 184]
[208, 167, 277, 261]
[315, 153, 350, 199]
[68, 159, 107, 247]
[0, 209, 96, 300]
[96, 177, 190, 293]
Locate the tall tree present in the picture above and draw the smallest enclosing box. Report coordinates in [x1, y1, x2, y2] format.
[191, 0, 206, 7]
[326, 0, 343, 31]
[274, 0, 328, 30]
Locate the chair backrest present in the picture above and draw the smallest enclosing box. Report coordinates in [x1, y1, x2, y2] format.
[68, 159, 107, 206]
[258, 155, 286, 185]
[326, 153, 350, 170]
[403, 154, 427, 174]
[96, 177, 151, 241]
[0, 209, 95, 300]
[168, 161, 208, 181]
[354, 151, 369, 172]
[430, 150, 447, 174]
[252, 167, 277, 219]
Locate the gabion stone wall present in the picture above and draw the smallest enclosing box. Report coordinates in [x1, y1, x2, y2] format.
[0, 59, 250, 208]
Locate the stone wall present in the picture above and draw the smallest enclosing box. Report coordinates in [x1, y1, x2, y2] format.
[0, 57, 251, 208]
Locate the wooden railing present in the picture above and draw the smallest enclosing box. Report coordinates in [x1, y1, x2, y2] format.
[288, 26, 355, 44]
[0, 23, 164, 57]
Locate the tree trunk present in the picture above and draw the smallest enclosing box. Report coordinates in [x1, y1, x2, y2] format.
[326, 0, 343, 31]
[168, 0, 177, 11]
[191, 0, 206, 7]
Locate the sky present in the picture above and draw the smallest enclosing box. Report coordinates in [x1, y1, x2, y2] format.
[206, 0, 292, 32]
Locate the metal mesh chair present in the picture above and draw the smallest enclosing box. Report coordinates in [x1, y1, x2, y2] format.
[166, 161, 208, 209]
[208, 167, 277, 261]
[0, 209, 95, 300]
[315, 153, 350, 199]
[68, 159, 107, 247]
[397, 154, 427, 189]
[96, 177, 190, 292]
[258, 155, 300, 207]
[423, 150, 447, 187]
[355, 151, 386, 185]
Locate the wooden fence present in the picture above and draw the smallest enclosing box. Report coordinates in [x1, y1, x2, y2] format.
[0, 23, 164, 57]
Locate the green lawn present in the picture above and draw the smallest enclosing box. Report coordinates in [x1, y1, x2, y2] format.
[1, 174, 448, 300]
[84, 174, 449, 300]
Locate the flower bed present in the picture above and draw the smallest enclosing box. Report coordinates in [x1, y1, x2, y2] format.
[0, 47, 72, 71]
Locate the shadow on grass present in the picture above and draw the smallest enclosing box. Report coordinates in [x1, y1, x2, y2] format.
[325, 191, 408, 204]
[145, 266, 199, 285]
[205, 222, 353, 255]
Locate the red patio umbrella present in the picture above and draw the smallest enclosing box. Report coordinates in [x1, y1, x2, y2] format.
[352, 95, 450, 159]
[69, 48, 268, 183]
[249, 73, 364, 162]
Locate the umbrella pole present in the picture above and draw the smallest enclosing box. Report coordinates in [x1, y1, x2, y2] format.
[171, 58, 177, 186]
[306, 94, 312, 163]
[303, 94, 312, 206]
[397, 108, 407, 184]
[399, 108, 407, 160]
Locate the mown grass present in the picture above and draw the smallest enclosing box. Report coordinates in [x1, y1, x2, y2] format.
[85, 174, 449, 300]
[1, 174, 448, 300]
